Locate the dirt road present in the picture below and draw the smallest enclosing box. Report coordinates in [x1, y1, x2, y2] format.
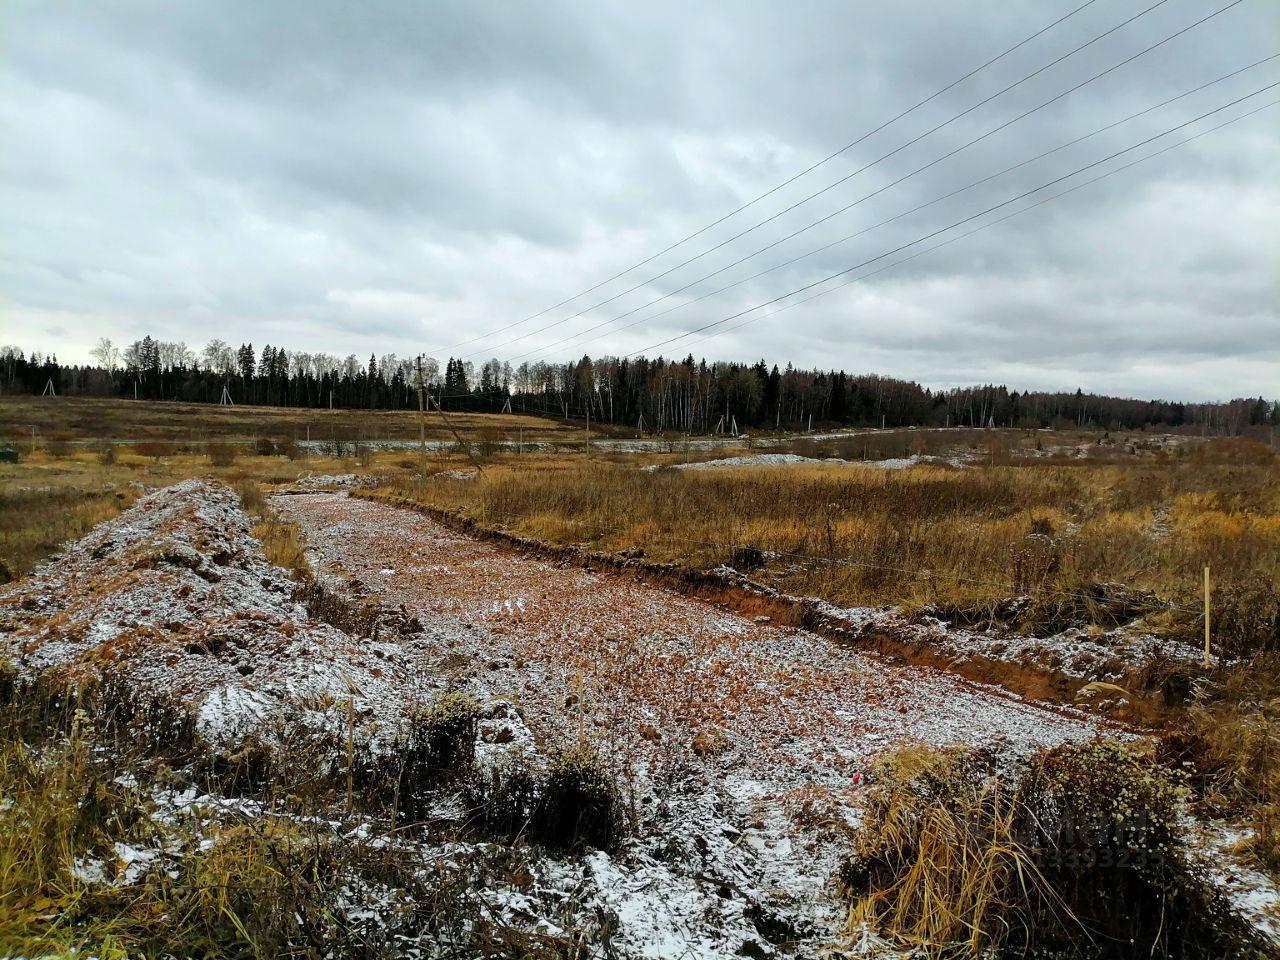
[274, 491, 1102, 799]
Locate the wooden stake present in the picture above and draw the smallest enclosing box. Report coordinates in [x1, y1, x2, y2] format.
[1204, 565, 1212, 669]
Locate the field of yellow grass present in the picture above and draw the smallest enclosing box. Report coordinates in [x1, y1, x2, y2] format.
[378, 438, 1280, 655]
[0, 394, 615, 445]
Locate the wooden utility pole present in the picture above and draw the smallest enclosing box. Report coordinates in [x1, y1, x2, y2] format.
[429, 384, 484, 476]
[414, 355, 427, 456]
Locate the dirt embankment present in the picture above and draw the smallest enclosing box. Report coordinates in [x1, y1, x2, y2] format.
[0, 479, 436, 756]
[276, 490, 1106, 789]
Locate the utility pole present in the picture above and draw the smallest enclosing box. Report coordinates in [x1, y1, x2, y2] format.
[425, 366, 484, 476]
[414, 354, 427, 457]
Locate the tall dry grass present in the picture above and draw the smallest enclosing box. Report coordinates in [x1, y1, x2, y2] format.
[381, 439, 1280, 651]
[844, 741, 1266, 958]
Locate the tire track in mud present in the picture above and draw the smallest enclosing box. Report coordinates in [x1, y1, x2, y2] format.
[273, 491, 1106, 799]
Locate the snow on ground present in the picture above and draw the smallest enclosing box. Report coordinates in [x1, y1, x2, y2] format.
[0, 479, 1254, 956]
[275, 492, 1105, 793]
[1188, 821, 1280, 940]
[644, 453, 838, 471]
[294, 473, 380, 490]
[808, 598, 1206, 685]
[0, 479, 436, 753]
[272, 490, 1112, 950]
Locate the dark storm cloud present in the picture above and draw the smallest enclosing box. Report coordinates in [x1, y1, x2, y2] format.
[1, 0, 1276, 399]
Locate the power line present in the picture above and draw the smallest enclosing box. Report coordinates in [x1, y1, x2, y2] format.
[693, 96, 1280, 348]
[462, 0, 1220, 361]
[508, 47, 1277, 365]
[424, 0, 1108, 357]
[623, 79, 1280, 358]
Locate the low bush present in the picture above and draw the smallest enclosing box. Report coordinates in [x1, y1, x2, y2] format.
[233, 477, 267, 516]
[843, 740, 1266, 958]
[1183, 654, 1280, 870]
[531, 746, 621, 851]
[395, 693, 481, 818]
[463, 764, 542, 841]
[132, 441, 169, 461]
[253, 519, 310, 578]
[207, 443, 237, 466]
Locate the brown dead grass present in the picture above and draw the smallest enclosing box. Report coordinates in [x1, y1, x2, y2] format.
[845, 741, 1264, 958]
[0, 394, 621, 443]
[380, 439, 1280, 651]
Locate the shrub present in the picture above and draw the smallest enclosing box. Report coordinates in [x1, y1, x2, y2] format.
[207, 443, 237, 466]
[133, 441, 169, 461]
[843, 741, 1265, 958]
[96, 443, 117, 465]
[531, 746, 621, 851]
[234, 478, 266, 516]
[396, 693, 481, 817]
[253, 520, 310, 578]
[729, 545, 765, 571]
[463, 764, 542, 841]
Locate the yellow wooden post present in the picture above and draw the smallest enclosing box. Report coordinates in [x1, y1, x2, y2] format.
[1204, 565, 1211, 669]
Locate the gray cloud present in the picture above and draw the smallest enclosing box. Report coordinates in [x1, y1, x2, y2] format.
[1, 0, 1276, 400]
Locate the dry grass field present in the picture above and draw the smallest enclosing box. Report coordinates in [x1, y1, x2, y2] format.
[376, 438, 1280, 654]
[3, 420, 1279, 956]
[0, 394, 618, 445]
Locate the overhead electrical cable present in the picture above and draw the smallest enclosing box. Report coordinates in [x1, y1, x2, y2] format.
[689, 97, 1280, 349]
[618, 79, 1279, 357]
[458, 0, 1225, 361]
[505, 48, 1275, 364]
[424, 0, 1108, 355]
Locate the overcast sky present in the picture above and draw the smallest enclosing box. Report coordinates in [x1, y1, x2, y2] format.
[2, 0, 1277, 400]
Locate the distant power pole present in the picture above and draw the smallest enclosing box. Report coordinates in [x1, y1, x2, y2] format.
[414, 354, 427, 456]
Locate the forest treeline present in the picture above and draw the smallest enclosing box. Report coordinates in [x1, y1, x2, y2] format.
[4, 337, 1275, 435]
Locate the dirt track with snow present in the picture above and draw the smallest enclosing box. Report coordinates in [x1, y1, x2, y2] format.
[0, 481, 1123, 955]
[274, 491, 1104, 794]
